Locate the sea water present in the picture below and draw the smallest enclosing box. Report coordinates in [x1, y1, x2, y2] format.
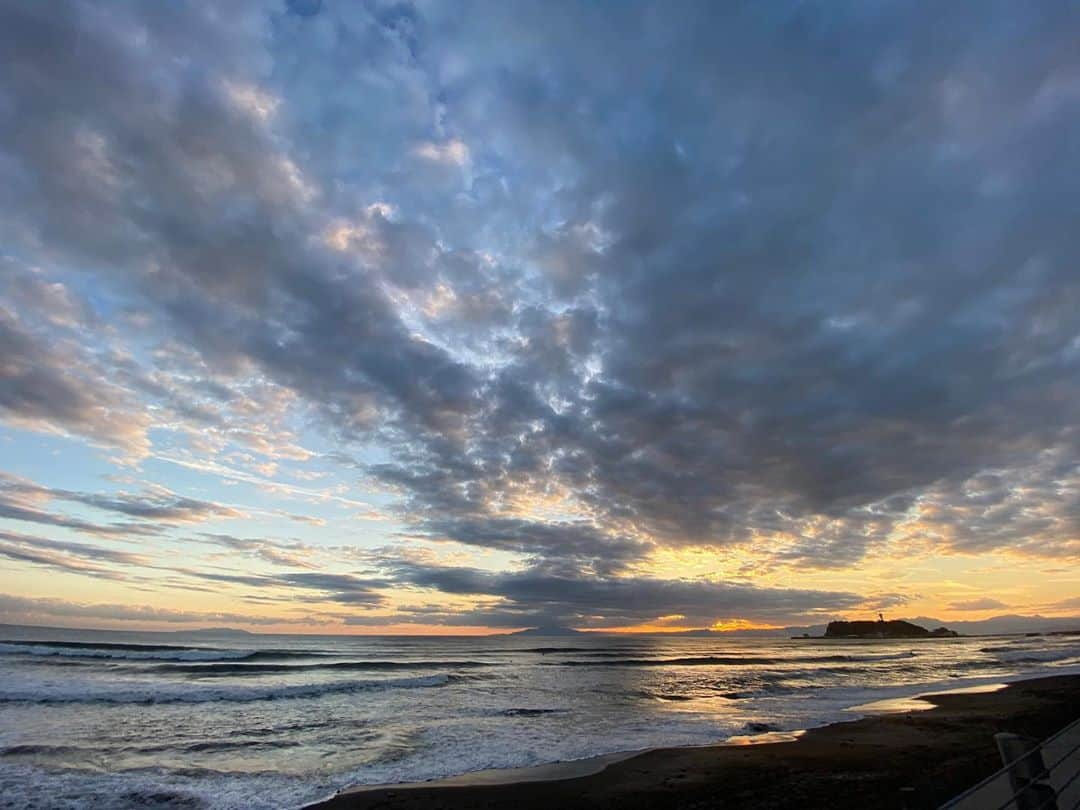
[0, 625, 1078, 809]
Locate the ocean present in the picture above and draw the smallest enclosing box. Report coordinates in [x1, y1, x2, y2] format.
[1, 625, 1078, 809]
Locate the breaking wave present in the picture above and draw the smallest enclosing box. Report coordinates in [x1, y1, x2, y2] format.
[156, 660, 495, 676]
[551, 651, 919, 667]
[0, 640, 333, 663]
[0, 673, 452, 705]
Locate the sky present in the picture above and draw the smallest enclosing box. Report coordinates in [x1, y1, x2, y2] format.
[0, 0, 1077, 635]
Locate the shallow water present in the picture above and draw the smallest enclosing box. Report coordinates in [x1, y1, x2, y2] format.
[1, 625, 1078, 809]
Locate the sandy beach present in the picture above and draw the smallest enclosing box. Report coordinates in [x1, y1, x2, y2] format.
[309, 674, 1080, 810]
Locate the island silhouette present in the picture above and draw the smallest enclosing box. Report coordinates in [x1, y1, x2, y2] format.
[823, 617, 959, 639]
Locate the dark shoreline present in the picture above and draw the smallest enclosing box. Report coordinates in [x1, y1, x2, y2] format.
[308, 673, 1080, 810]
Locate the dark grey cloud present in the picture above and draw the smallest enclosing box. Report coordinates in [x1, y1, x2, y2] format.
[413, 517, 647, 576]
[367, 0, 1080, 568]
[175, 565, 387, 607]
[380, 558, 879, 629]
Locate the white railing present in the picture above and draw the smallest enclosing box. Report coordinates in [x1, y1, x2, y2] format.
[939, 717, 1080, 810]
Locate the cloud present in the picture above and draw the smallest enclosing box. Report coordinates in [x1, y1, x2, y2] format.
[1048, 596, 1080, 611]
[363, 0, 1080, 573]
[0, 0, 481, 447]
[380, 558, 881, 629]
[0, 593, 305, 627]
[200, 532, 319, 569]
[0, 530, 146, 565]
[0, 529, 146, 580]
[892, 448, 1080, 559]
[413, 140, 470, 166]
[0, 303, 152, 456]
[947, 598, 1009, 611]
[61, 490, 243, 523]
[0, 487, 156, 538]
[0, 473, 242, 536]
[174, 562, 387, 607]
[0, 1, 1077, 628]
[414, 516, 648, 576]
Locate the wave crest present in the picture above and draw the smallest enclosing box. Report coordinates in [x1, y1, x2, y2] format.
[0, 673, 451, 705]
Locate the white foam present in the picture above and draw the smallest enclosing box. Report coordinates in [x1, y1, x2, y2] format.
[0, 673, 450, 704]
[0, 762, 334, 810]
[988, 646, 1080, 664]
[0, 642, 253, 662]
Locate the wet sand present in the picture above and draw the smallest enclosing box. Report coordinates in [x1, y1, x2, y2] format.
[308, 673, 1080, 810]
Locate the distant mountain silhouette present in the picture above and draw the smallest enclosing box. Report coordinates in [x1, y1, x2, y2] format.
[904, 614, 1080, 636]
[510, 625, 583, 636]
[174, 627, 255, 637]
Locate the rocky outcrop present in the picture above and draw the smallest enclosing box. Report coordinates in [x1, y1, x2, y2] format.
[929, 626, 961, 637]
